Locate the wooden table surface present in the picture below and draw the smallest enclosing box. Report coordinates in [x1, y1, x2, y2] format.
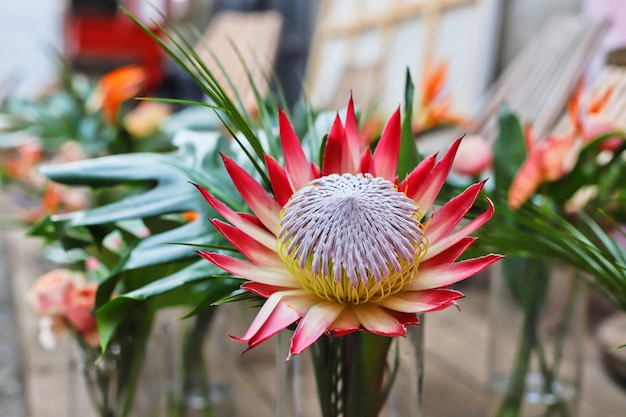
[3, 218, 626, 417]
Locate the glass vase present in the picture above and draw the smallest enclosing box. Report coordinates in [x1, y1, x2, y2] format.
[161, 304, 239, 417]
[276, 322, 425, 417]
[488, 258, 586, 417]
[69, 335, 166, 417]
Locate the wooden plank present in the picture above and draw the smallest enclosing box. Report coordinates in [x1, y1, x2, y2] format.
[317, 0, 477, 40]
[194, 10, 283, 107]
[306, 0, 481, 112]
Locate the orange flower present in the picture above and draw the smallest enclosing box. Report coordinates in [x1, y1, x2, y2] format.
[421, 58, 448, 107]
[92, 65, 147, 126]
[23, 182, 90, 224]
[5, 140, 43, 181]
[123, 101, 172, 138]
[508, 125, 578, 208]
[182, 210, 200, 222]
[414, 58, 468, 132]
[509, 79, 622, 208]
[568, 77, 621, 149]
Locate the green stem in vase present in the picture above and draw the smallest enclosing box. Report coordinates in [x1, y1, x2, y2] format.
[77, 341, 114, 417]
[494, 259, 579, 417]
[172, 308, 217, 417]
[494, 258, 549, 417]
[311, 336, 343, 417]
[343, 332, 393, 417]
[115, 307, 155, 417]
[311, 332, 396, 417]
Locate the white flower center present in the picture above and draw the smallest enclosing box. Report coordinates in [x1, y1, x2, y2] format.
[277, 173, 427, 304]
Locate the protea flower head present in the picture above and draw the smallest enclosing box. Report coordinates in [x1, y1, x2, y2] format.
[194, 97, 501, 357]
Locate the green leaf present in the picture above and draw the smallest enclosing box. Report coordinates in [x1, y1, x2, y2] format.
[96, 259, 210, 351]
[397, 69, 421, 179]
[119, 259, 232, 300]
[42, 133, 242, 271]
[492, 105, 526, 196]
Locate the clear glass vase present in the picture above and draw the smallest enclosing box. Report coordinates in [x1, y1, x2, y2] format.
[488, 258, 586, 417]
[70, 305, 238, 417]
[69, 334, 166, 417]
[160, 304, 240, 417]
[276, 322, 425, 417]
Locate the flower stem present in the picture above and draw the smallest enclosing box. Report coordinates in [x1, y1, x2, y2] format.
[311, 332, 395, 417]
[493, 258, 548, 417]
[493, 260, 580, 417]
[171, 308, 217, 417]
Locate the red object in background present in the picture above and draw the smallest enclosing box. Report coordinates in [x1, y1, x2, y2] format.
[63, 0, 170, 92]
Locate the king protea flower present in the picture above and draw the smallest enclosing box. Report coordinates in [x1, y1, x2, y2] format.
[194, 98, 501, 357]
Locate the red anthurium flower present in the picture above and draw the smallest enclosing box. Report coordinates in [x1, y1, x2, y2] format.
[195, 97, 501, 357]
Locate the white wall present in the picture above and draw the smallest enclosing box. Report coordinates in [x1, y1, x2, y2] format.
[0, 0, 64, 98]
[496, 0, 582, 73]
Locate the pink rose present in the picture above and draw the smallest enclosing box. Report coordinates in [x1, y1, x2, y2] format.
[451, 135, 493, 176]
[29, 269, 81, 316]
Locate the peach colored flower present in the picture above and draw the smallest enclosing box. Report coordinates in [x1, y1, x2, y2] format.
[29, 270, 101, 347]
[56, 140, 87, 163]
[451, 134, 493, 176]
[509, 80, 622, 208]
[28, 269, 81, 316]
[123, 101, 172, 138]
[65, 282, 99, 346]
[23, 182, 90, 223]
[5, 140, 43, 182]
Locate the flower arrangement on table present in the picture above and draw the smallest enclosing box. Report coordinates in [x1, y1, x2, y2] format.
[12, 8, 507, 417]
[448, 78, 626, 417]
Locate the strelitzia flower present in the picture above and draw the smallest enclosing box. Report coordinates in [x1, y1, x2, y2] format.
[413, 58, 468, 133]
[89, 65, 146, 126]
[195, 98, 501, 357]
[508, 124, 580, 209]
[508, 80, 619, 209]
